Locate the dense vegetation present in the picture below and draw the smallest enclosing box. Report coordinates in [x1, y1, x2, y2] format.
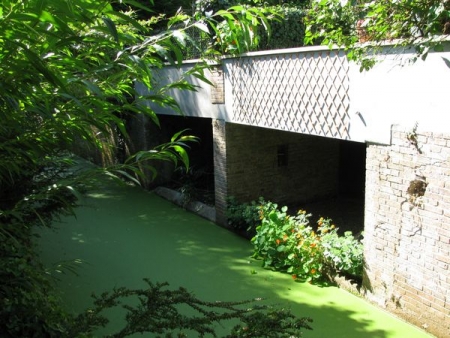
[182, 0, 450, 64]
[305, 0, 450, 70]
[227, 198, 364, 284]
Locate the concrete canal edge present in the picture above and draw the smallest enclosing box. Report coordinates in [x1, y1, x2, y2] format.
[153, 186, 216, 223]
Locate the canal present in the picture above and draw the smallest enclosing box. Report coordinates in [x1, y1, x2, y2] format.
[37, 178, 431, 337]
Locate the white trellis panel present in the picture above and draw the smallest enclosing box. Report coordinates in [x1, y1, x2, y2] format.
[224, 49, 351, 140]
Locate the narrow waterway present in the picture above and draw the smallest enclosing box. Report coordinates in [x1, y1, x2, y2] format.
[37, 178, 432, 337]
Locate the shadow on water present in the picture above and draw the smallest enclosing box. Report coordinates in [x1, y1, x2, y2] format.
[36, 179, 431, 338]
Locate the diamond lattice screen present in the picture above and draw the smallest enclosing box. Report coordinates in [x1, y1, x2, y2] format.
[225, 50, 350, 139]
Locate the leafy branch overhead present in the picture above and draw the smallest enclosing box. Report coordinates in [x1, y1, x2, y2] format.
[305, 0, 450, 70]
[0, 0, 278, 212]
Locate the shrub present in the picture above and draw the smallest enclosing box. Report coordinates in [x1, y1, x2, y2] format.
[319, 218, 364, 278]
[305, 0, 450, 70]
[0, 217, 73, 337]
[258, 5, 307, 50]
[184, 4, 307, 59]
[251, 201, 364, 284]
[226, 197, 263, 237]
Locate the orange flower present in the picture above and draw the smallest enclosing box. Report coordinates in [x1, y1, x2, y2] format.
[258, 210, 264, 220]
[310, 243, 316, 248]
[292, 274, 297, 280]
[311, 268, 316, 274]
[275, 239, 281, 245]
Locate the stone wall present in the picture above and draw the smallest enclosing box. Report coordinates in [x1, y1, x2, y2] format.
[364, 125, 450, 337]
[213, 121, 340, 225]
[213, 119, 228, 226]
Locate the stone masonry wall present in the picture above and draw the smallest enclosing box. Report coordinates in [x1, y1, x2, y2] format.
[210, 67, 224, 104]
[213, 122, 340, 226]
[213, 119, 228, 226]
[364, 125, 450, 337]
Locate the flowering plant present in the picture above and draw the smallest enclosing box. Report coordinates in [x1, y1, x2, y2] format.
[251, 201, 363, 283]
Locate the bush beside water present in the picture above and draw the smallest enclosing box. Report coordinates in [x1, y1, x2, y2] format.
[228, 198, 364, 284]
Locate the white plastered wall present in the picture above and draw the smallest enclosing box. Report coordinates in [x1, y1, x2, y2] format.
[348, 45, 450, 144]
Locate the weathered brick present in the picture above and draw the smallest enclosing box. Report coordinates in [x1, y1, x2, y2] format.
[365, 130, 450, 336]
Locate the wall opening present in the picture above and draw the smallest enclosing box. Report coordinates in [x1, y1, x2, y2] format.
[288, 138, 366, 235]
[277, 144, 289, 167]
[336, 140, 366, 234]
[151, 115, 215, 205]
[151, 120, 366, 236]
[338, 140, 366, 199]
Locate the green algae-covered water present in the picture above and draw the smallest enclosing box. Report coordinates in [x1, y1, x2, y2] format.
[37, 180, 432, 337]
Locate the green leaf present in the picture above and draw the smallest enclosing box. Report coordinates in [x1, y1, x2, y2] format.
[168, 13, 189, 28]
[81, 80, 103, 97]
[19, 44, 66, 89]
[277, 245, 286, 252]
[193, 22, 210, 34]
[172, 30, 186, 46]
[102, 17, 119, 43]
[120, 0, 155, 14]
[39, 10, 57, 25]
[172, 145, 189, 169]
[114, 170, 141, 186]
[108, 11, 147, 32]
[171, 129, 188, 142]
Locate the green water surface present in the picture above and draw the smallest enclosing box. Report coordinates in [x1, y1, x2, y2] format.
[37, 180, 432, 337]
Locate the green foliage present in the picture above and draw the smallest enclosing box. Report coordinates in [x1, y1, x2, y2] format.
[0, 215, 73, 337]
[226, 197, 267, 237]
[113, 0, 193, 20]
[201, 5, 282, 55]
[320, 221, 364, 277]
[0, 0, 275, 211]
[0, 257, 70, 336]
[258, 5, 307, 50]
[305, 0, 450, 70]
[186, 3, 307, 57]
[251, 201, 364, 283]
[171, 3, 282, 58]
[196, 0, 310, 12]
[0, 0, 204, 217]
[69, 279, 313, 337]
[170, 165, 215, 206]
